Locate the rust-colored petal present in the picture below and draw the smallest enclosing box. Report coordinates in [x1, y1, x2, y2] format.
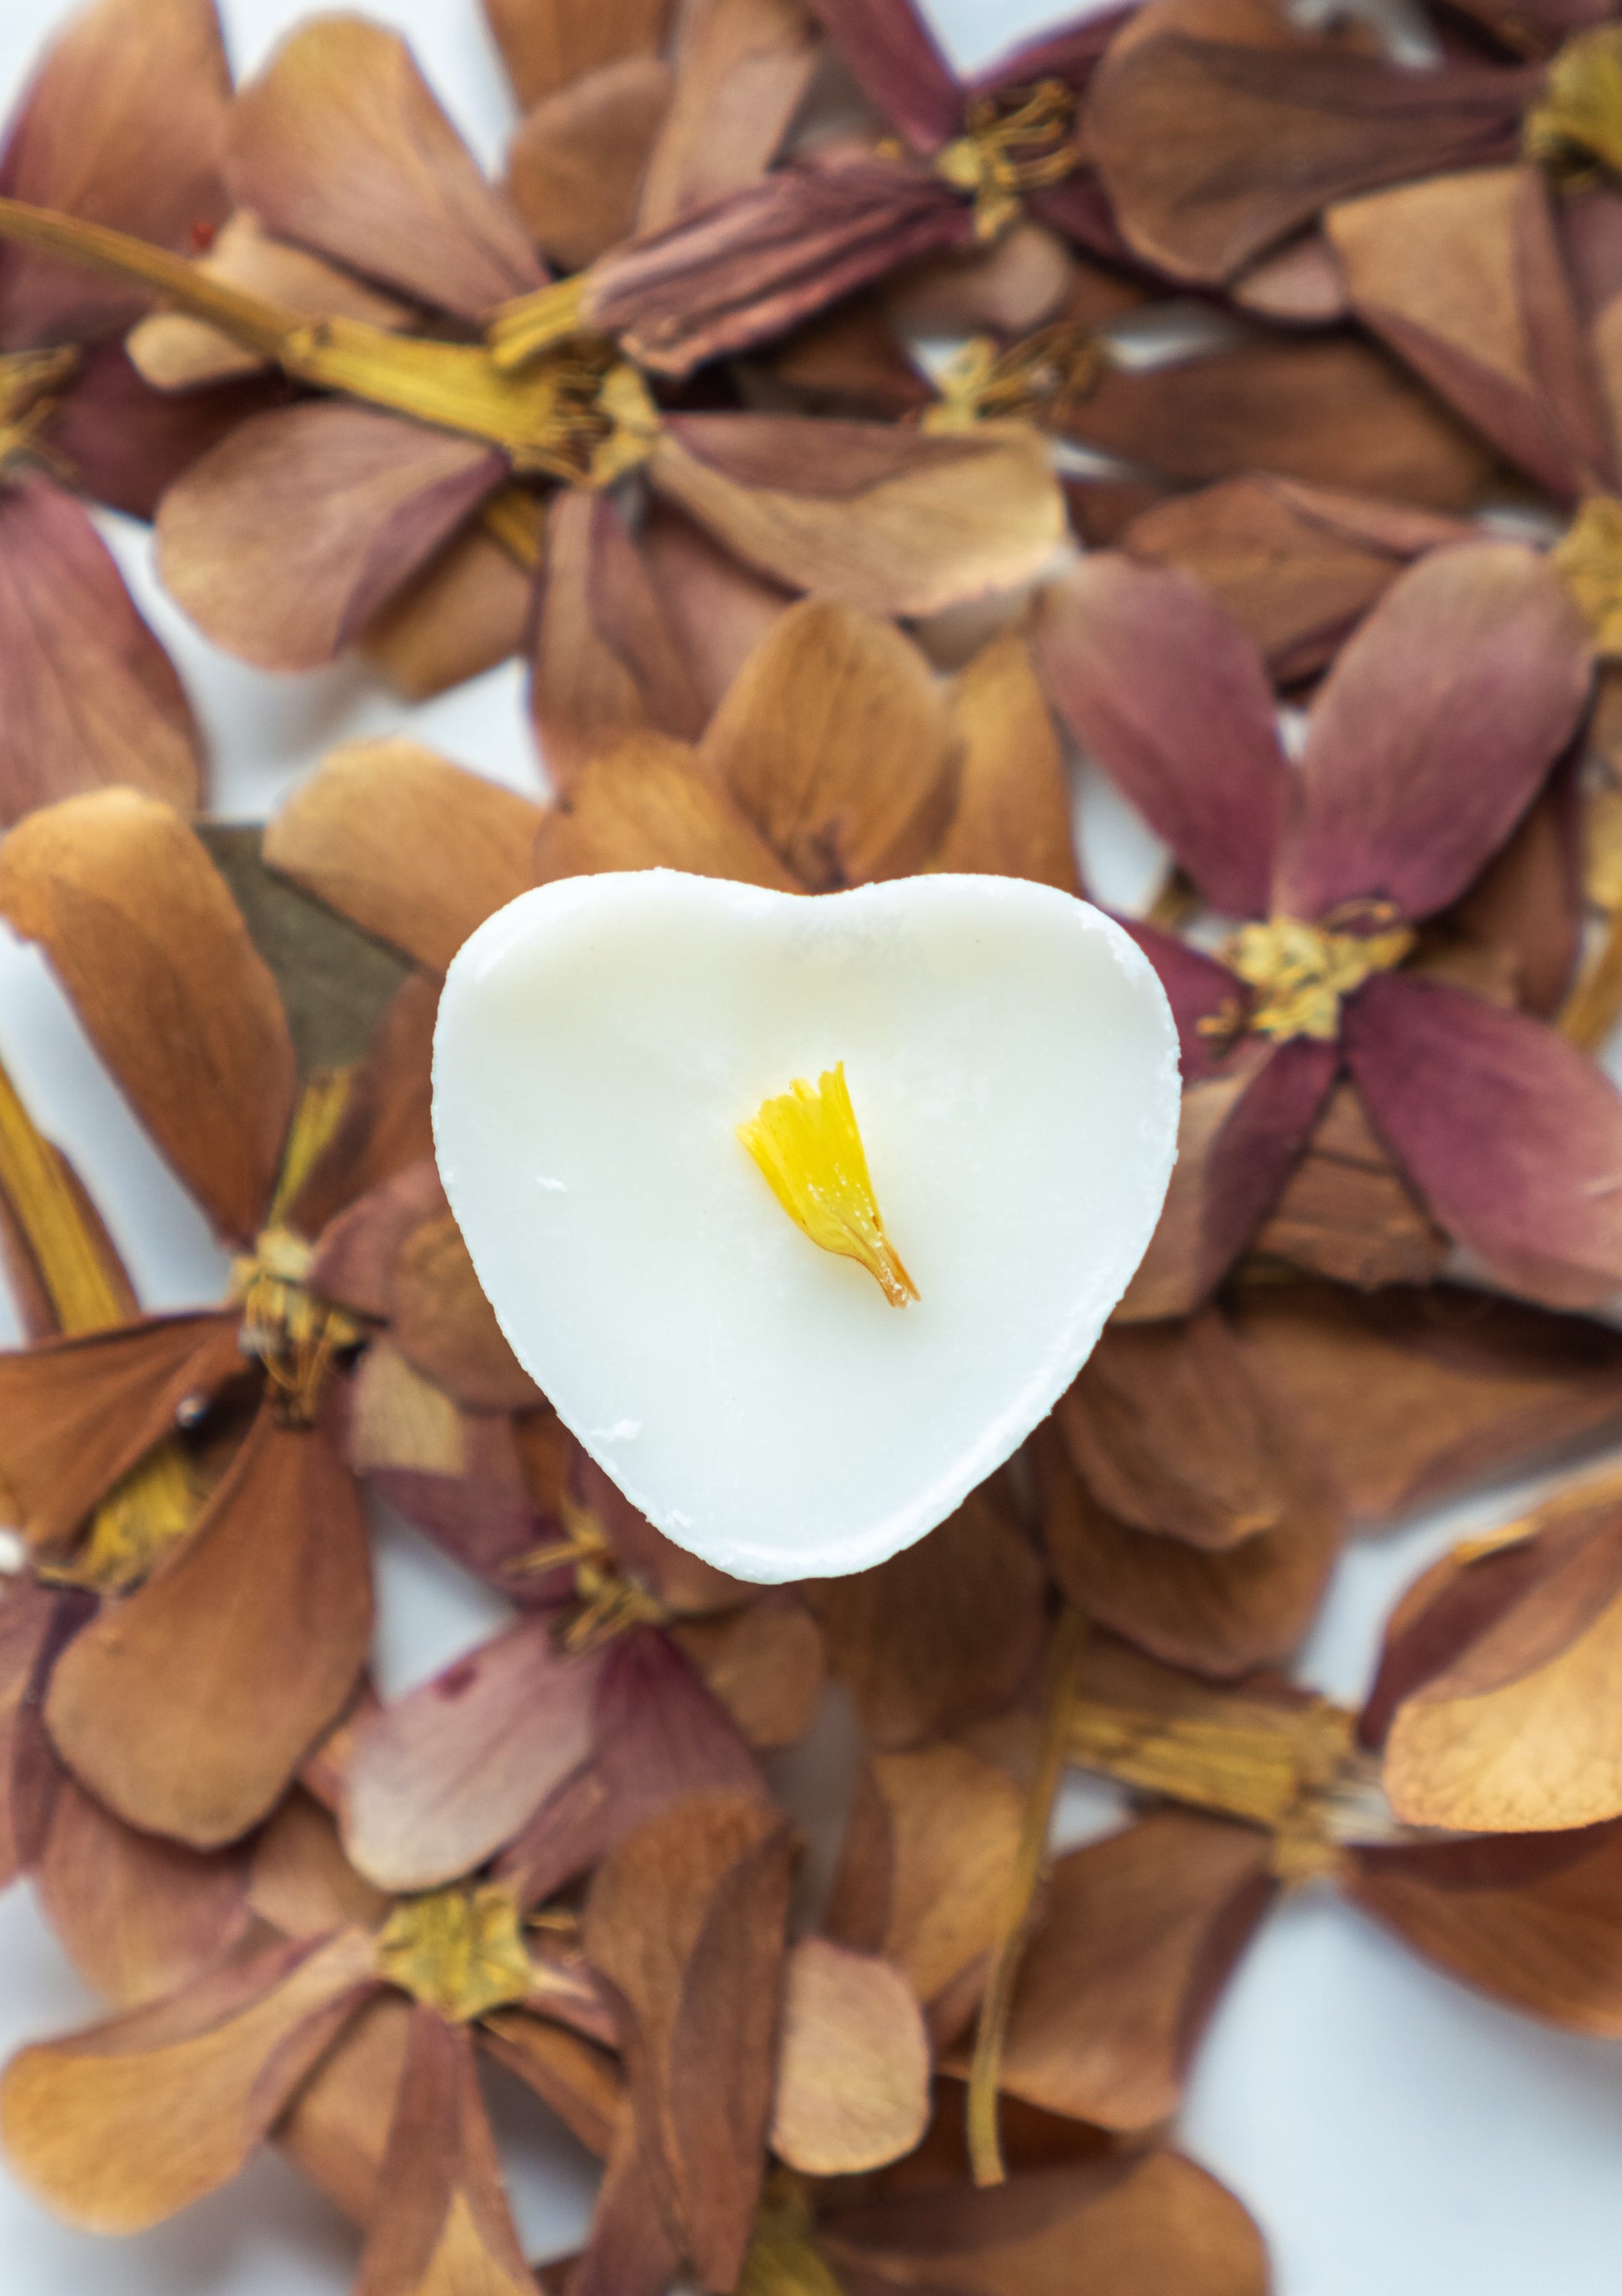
[584, 1791, 793, 2289]
[1086, 0, 1530, 285]
[228, 17, 544, 321]
[670, 1597, 825, 1751]
[508, 58, 671, 270]
[935, 633, 1079, 890]
[341, 1617, 599, 1892]
[157, 402, 507, 674]
[1060, 1308, 1307, 1552]
[250, 1787, 393, 1942]
[485, 0, 671, 108]
[354, 2008, 538, 2296]
[821, 2144, 1270, 2296]
[266, 738, 543, 975]
[46, 1410, 373, 1847]
[1344, 973, 1622, 1311]
[770, 1937, 931, 2175]
[0, 479, 199, 827]
[532, 729, 802, 889]
[1277, 543, 1593, 924]
[1251, 1081, 1447, 1290]
[988, 1812, 1275, 2130]
[0, 1311, 240, 1548]
[1039, 1425, 1339, 1677]
[698, 597, 954, 889]
[809, 1484, 1045, 1748]
[1233, 1279, 1622, 1526]
[569, 2114, 684, 2296]
[0, 1578, 71, 1887]
[0, 792, 296, 1242]
[1121, 474, 1470, 684]
[1381, 1501, 1622, 1832]
[278, 1989, 413, 2229]
[0, 0, 228, 349]
[34, 1774, 251, 2008]
[826, 1744, 1024, 2038]
[0, 1927, 378, 2233]
[1348, 1823, 1622, 2036]
[362, 519, 535, 704]
[636, 0, 819, 232]
[1033, 552, 1285, 917]
[478, 2009, 623, 2158]
[530, 491, 708, 791]
[649, 413, 1064, 619]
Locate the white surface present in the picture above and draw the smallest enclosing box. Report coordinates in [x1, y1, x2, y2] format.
[0, 0, 1619, 2289]
[436, 873, 1178, 1579]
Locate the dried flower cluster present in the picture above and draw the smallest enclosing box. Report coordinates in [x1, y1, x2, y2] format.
[5, 0, 1622, 2289]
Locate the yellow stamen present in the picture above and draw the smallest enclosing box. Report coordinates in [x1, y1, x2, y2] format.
[935, 79, 1080, 242]
[1524, 27, 1622, 183]
[0, 344, 76, 479]
[0, 197, 659, 486]
[374, 1882, 536, 2023]
[1221, 913, 1415, 1043]
[486, 273, 592, 373]
[508, 1491, 669, 1652]
[738, 1063, 918, 1307]
[1554, 494, 1622, 654]
[924, 322, 1107, 434]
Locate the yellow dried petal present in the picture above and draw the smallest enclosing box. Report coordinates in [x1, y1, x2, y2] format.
[738, 1063, 918, 1307]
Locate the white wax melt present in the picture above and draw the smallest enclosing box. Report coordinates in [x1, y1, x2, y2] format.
[433, 871, 1179, 1582]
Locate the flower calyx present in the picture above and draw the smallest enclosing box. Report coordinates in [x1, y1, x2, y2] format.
[374, 1881, 537, 2023]
[935, 80, 1081, 241]
[1524, 27, 1622, 185]
[1218, 909, 1415, 1044]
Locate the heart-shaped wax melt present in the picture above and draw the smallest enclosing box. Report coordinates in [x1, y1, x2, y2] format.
[433, 871, 1179, 1582]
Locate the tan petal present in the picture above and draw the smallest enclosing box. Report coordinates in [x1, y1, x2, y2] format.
[533, 729, 801, 887]
[278, 1989, 414, 2228]
[35, 1774, 252, 2008]
[649, 415, 1066, 619]
[0, 481, 200, 827]
[46, 1410, 373, 1847]
[531, 492, 708, 791]
[354, 2009, 536, 2296]
[1059, 1308, 1307, 1552]
[638, 499, 795, 718]
[771, 1938, 930, 2175]
[1252, 1081, 1448, 1288]
[0, 792, 296, 1242]
[0, 0, 228, 349]
[250, 1788, 393, 1941]
[479, 2009, 623, 2158]
[827, 1745, 1024, 2034]
[362, 519, 535, 702]
[0, 1578, 65, 1885]
[388, 1210, 542, 1412]
[1039, 1426, 1340, 1677]
[266, 739, 543, 975]
[636, 0, 820, 233]
[569, 2113, 684, 2296]
[1384, 1503, 1622, 1832]
[698, 597, 954, 889]
[485, 0, 672, 108]
[157, 403, 507, 674]
[1229, 1278, 1622, 1526]
[128, 213, 413, 390]
[669, 1597, 824, 1750]
[0, 1311, 241, 1547]
[228, 18, 543, 320]
[508, 58, 672, 270]
[989, 1812, 1275, 2130]
[585, 1792, 793, 2288]
[934, 633, 1079, 890]
[0, 1927, 378, 2232]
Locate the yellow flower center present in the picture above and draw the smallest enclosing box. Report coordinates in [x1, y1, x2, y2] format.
[1553, 494, 1622, 654]
[374, 1882, 536, 2023]
[738, 1062, 918, 1308]
[230, 1226, 362, 1426]
[924, 321, 1107, 434]
[1220, 914, 1415, 1044]
[935, 79, 1080, 241]
[1524, 27, 1622, 183]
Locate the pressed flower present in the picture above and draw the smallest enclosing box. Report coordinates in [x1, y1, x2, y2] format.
[1034, 539, 1620, 1313]
[0, 794, 534, 1847]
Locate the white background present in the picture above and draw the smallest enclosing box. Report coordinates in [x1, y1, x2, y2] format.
[3, 0, 1622, 2288]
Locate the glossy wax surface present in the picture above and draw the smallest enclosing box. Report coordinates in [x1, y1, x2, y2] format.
[433, 870, 1180, 1580]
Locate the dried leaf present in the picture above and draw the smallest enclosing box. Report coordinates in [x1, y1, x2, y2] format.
[228, 17, 544, 320]
[771, 1938, 931, 2175]
[0, 1927, 378, 2232]
[0, 791, 296, 1243]
[46, 1409, 373, 1846]
[157, 403, 507, 674]
[266, 739, 543, 975]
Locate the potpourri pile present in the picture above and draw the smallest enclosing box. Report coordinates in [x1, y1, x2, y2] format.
[5, 0, 1622, 2288]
